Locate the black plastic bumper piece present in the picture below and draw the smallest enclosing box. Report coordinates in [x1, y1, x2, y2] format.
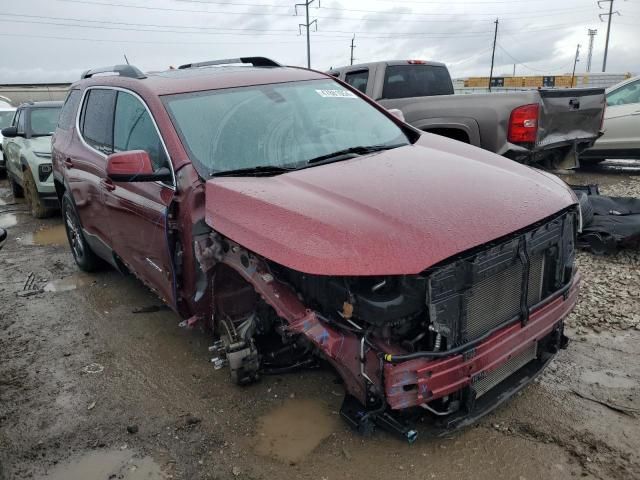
[340, 395, 418, 444]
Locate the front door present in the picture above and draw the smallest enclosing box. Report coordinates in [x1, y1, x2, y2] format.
[600, 78, 640, 152]
[102, 89, 176, 306]
[5, 109, 25, 184]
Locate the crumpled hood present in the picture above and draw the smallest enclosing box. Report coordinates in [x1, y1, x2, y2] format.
[205, 143, 576, 275]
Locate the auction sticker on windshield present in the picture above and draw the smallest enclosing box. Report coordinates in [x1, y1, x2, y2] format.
[315, 89, 357, 98]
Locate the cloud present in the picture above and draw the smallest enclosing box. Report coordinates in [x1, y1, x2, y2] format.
[0, 0, 637, 83]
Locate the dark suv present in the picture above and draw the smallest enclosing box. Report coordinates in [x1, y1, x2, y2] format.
[52, 58, 580, 441]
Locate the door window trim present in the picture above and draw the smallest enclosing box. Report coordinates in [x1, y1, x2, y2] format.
[76, 85, 176, 190]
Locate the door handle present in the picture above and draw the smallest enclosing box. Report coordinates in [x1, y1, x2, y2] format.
[100, 178, 116, 191]
[64, 158, 73, 169]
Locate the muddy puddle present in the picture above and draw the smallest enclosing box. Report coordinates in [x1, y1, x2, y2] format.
[44, 272, 94, 292]
[254, 398, 340, 463]
[20, 223, 68, 246]
[34, 449, 166, 479]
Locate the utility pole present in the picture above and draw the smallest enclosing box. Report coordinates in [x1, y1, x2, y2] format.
[571, 44, 581, 87]
[488, 18, 499, 92]
[598, 0, 619, 72]
[350, 34, 356, 66]
[586, 29, 597, 72]
[512, 64, 516, 77]
[295, 0, 319, 69]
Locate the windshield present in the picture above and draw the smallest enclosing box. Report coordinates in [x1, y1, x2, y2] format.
[163, 79, 409, 176]
[0, 111, 14, 129]
[30, 107, 61, 136]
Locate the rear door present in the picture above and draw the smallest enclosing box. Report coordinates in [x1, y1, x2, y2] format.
[599, 79, 640, 152]
[103, 89, 176, 305]
[68, 87, 117, 258]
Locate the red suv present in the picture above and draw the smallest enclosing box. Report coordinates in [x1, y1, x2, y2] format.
[52, 57, 580, 442]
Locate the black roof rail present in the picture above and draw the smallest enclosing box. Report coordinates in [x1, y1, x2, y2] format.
[80, 65, 146, 80]
[178, 57, 281, 69]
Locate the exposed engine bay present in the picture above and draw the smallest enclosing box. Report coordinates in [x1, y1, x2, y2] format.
[192, 208, 579, 442]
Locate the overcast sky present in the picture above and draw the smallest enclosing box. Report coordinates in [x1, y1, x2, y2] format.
[0, 0, 638, 83]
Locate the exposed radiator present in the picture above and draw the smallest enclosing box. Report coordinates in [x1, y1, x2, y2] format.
[465, 252, 546, 341]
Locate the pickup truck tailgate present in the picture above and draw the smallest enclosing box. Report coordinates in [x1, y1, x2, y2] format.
[537, 88, 605, 148]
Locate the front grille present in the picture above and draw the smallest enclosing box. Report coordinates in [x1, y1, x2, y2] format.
[473, 342, 537, 397]
[427, 210, 577, 347]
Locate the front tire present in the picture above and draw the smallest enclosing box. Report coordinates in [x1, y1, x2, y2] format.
[62, 191, 101, 272]
[23, 169, 49, 218]
[9, 174, 23, 198]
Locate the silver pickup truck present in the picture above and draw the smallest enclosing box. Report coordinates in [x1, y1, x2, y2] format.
[328, 60, 606, 169]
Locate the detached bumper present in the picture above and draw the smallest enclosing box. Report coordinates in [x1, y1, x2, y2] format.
[384, 272, 580, 411]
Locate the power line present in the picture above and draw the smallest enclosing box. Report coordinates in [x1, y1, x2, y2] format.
[0, 31, 343, 45]
[598, 0, 619, 72]
[53, 0, 596, 24]
[0, 12, 596, 41]
[295, 0, 319, 69]
[496, 44, 574, 73]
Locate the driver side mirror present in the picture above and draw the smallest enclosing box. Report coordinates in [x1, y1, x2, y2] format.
[1, 126, 20, 138]
[106, 150, 172, 183]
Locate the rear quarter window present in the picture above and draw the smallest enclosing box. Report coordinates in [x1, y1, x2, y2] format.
[80, 89, 116, 155]
[58, 90, 81, 130]
[382, 65, 454, 99]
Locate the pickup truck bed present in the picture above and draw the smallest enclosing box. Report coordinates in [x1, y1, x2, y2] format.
[329, 61, 606, 169]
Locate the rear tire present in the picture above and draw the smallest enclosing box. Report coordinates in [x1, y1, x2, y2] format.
[62, 191, 101, 272]
[23, 169, 49, 219]
[9, 174, 23, 198]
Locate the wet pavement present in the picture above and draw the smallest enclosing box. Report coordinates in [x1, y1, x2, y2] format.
[0, 166, 639, 480]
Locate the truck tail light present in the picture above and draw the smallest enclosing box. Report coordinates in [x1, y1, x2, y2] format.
[407, 60, 427, 64]
[508, 103, 539, 143]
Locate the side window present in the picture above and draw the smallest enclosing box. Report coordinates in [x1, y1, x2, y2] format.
[16, 110, 26, 134]
[345, 70, 369, 94]
[607, 80, 640, 107]
[113, 91, 168, 171]
[81, 89, 116, 155]
[58, 90, 81, 130]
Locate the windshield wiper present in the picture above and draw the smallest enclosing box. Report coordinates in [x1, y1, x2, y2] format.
[306, 144, 406, 165]
[210, 165, 296, 177]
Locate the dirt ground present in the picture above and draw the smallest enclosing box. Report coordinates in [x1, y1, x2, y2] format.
[1, 163, 639, 480]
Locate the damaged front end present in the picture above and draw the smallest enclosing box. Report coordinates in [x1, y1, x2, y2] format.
[192, 208, 580, 442]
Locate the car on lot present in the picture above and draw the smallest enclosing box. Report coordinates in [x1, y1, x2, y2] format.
[0, 105, 16, 175]
[1, 101, 63, 217]
[328, 60, 606, 170]
[581, 75, 640, 163]
[52, 58, 580, 441]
